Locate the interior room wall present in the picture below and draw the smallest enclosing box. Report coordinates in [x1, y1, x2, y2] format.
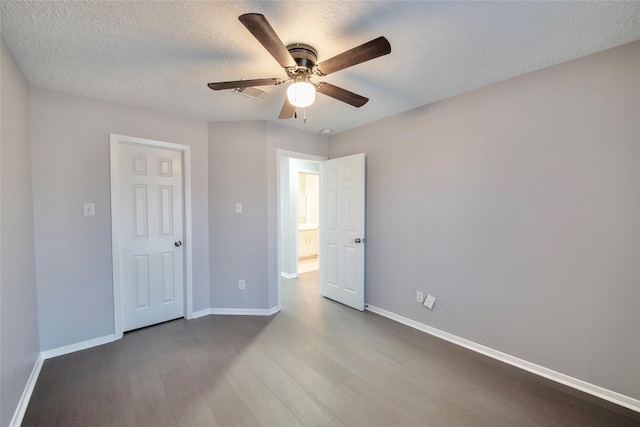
[30, 88, 209, 351]
[329, 41, 640, 400]
[208, 121, 270, 310]
[208, 121, 327, 310]
[0, 39, 40, 427]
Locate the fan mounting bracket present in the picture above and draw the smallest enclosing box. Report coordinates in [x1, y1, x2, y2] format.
[286, 43, 317, 67]
[285, 43, 319, 79]
[312, 65, 326, 77]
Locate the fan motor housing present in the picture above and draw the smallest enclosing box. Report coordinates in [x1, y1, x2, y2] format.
[287, 43, 317, 69]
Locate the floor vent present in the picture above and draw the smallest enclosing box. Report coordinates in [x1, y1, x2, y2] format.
[234, 86, 271, 100]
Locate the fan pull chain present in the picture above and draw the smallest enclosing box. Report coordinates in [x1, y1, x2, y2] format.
[303, 108, 307, 124]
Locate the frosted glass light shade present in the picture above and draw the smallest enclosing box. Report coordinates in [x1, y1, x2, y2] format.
[287, 81, 316, 108]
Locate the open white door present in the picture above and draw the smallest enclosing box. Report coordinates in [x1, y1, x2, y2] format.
[319, 153, 365, 311]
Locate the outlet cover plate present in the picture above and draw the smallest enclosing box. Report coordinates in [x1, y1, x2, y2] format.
[416, 291, 424, 303]
[424, 294, 436, 309]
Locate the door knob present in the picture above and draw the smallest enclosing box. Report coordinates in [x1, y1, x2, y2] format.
[355, 238, 364, 244]
[174, 240, 182, 247]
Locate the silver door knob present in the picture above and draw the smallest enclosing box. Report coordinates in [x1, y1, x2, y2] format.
[174, 241, 182, 247]
[355, 238, 364, 244]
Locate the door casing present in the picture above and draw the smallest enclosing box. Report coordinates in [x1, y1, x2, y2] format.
[110, 133, 193, 339]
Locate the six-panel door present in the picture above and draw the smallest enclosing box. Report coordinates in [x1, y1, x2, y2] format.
[320, 153, 365, 311]
[119, 144, 185, 331]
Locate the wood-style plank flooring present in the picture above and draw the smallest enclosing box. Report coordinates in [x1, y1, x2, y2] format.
[24, 272, 640, 426]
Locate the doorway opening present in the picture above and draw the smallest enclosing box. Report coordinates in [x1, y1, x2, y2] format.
[277, 150, 366, 312]
[277, 150, 326, 310]
[297, 171, 319, 274]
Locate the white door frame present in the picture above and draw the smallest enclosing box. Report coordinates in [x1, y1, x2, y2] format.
[110, 133, 193, 339]
[276, 149, 326, 311]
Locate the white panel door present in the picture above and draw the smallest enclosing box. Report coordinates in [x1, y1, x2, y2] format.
[320, 153, 365, 311]
[119, 144, 184, 331]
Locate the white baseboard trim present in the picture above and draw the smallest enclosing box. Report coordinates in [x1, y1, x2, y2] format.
[11, 334, 115, 425]
[191, 308, 212, 319]
[266, 306, 280, 316]
[41, 334, 116, 360]
[9, 353, 44, 427]
[210, 307, 280, 316]
[9, 305, 281, 425]
[281, 272, 298, 279]
[365, 304, 640, 414]
[183, 306, 283, 319]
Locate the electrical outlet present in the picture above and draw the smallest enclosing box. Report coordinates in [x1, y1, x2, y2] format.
[238, 279, 245, 290]
[424, 294, 436, 310]
[416, 291, 424, 303]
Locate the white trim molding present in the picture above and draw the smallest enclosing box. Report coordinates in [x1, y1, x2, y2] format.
[9, 354, 44, 427]
[191, 308, 212, 319]
[365, 304, 640, 414]
[210, 307, 280, 316]
[109, 133, 194, 339]
[41, 334, 116, 360]
[281, 272, 298, 279]
[194, 307, 280, 317]
[10, 335, 115, 426]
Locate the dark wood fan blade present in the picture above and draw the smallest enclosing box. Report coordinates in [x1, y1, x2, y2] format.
[239, 13, 296, 68]
[207, 78, 281, 91]
[316, 83, 369, 107]
[315, 36, 391, 76]
[278, 97, 296, 119]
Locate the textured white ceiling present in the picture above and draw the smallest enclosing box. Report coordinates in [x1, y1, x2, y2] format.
[2, 1, 640, 135]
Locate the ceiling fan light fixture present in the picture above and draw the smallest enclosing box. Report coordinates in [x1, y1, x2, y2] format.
[286, 78, 316, 108]
[208, 13, 391, 119]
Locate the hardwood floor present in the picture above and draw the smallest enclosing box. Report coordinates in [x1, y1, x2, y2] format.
[24, 271, 640, 426]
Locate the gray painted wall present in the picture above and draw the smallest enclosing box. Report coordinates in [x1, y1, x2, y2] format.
[208, 121, 327, 309]
[0, 39, 40, 427]
[208, 121, 269, 309]
[30, 88, 209, 351]
[329, 41, 640, 399]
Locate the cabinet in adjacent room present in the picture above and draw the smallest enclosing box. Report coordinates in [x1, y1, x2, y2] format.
[298, 228, 318, 259]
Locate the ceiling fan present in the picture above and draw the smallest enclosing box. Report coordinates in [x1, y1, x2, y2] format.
[207, 13, 391, 121]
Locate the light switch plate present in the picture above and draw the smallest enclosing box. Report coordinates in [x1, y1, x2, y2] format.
[424, 294, 436, 310]
[83, 203, 95, 217]
[235, 203, 243, 214]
